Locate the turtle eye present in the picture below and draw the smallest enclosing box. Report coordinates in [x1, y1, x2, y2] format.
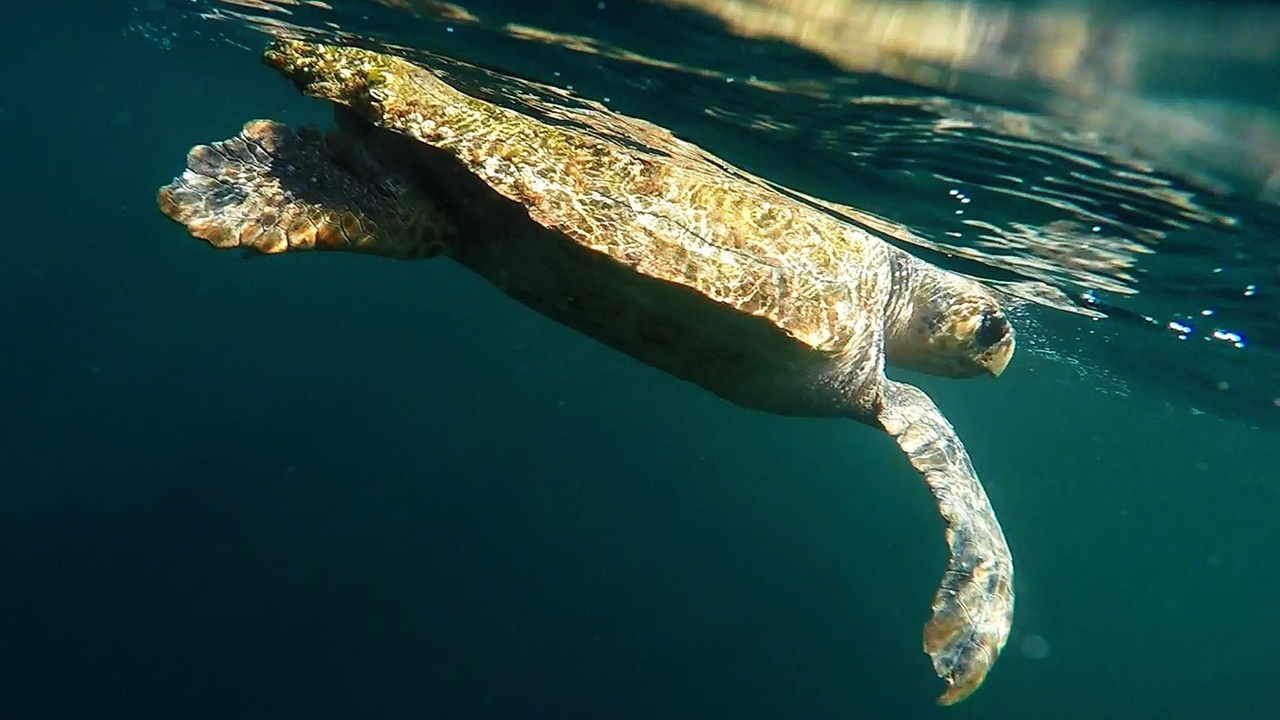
[975, 312, 1009, 348]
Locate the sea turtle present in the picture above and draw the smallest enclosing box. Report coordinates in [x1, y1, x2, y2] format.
[157, 39, 1017, 705]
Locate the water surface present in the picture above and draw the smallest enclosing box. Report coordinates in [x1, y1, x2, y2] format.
[2, 1, 1277, 718]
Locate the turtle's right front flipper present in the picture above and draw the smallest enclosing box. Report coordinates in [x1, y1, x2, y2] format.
[876, 379, 1015, 706]
[157, 119, 455, 259]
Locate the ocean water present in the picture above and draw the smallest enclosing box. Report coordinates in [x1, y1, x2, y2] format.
[2, 1, 1277, 718]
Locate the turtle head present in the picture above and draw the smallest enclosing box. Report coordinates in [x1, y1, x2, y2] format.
[884, 259, 1015, 379]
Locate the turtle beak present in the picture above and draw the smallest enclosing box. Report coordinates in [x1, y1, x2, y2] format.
[983, 334, 1015, 377]
[970, 309, 1014, 378]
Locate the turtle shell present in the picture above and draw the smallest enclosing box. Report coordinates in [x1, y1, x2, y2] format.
[264, 39, 897, 353]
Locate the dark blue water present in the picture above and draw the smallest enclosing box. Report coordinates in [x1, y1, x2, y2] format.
[2, 2, 1277, 718]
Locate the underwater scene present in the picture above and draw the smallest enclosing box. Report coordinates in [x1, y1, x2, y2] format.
[3, 1, 1278, 718]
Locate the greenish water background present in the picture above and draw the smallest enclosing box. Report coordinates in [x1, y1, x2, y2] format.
[1, 3, 1276, 719]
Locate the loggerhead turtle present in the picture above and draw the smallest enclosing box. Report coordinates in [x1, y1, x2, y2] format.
[157, 39, 1017, 705]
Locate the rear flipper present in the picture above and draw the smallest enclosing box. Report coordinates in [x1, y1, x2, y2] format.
[157, 119, 455, 259]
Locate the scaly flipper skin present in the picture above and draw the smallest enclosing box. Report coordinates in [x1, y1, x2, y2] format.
[157, 119, 455, 258]
[157, 39, 1019, 706]
[877, 379, 1014, 705]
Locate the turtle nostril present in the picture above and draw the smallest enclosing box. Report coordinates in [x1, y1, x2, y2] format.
[975, 313, 1009, 348]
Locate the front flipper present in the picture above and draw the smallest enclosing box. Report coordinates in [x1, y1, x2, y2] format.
[877, 379, 1014, 705]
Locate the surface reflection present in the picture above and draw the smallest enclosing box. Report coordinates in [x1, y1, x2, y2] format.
[661, 0, 1280, 203]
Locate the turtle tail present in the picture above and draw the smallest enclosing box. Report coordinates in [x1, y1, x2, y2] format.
[157, 119, 455, 259]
